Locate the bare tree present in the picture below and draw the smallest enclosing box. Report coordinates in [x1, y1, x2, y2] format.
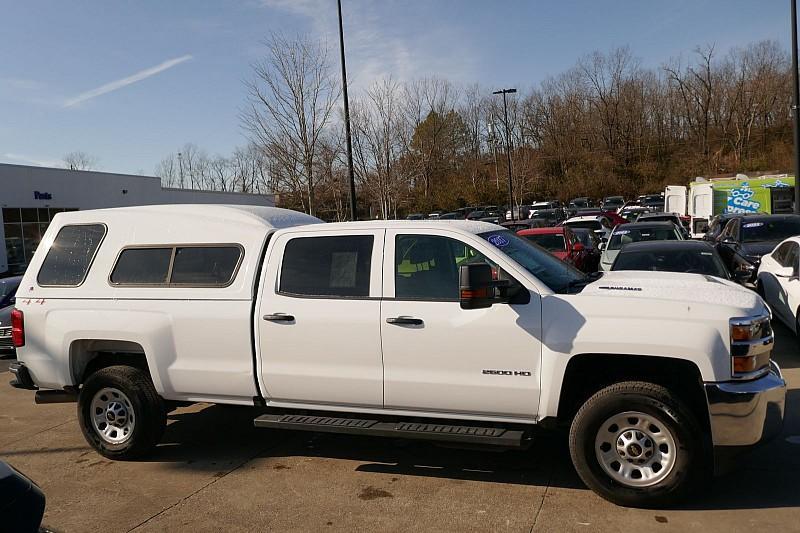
[242, 33, 339, 216]
[63, 151, 98, 170]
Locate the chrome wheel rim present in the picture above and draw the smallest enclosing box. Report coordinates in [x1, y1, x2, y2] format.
[594, 410, 677, 488]
[90, 387, 135, 445]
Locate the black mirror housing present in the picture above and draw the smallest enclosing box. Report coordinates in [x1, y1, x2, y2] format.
[459, 263, 496, 310]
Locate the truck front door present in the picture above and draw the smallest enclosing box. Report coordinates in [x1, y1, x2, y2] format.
[380, 229, 542, 419]
[256, 229, 385, 408]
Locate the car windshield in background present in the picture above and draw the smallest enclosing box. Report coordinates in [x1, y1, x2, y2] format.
[565, 221, 600, 231]
[613, 249, 729, 278]
[523, 233, 566, 252]
[608, 227, 680, 250]
[741, 218, 800, 242]
[479, 230, 585, 293]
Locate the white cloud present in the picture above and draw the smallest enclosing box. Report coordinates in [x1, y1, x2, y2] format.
[63, 54, 193, 108]
[258, 1, 476, 90]
[2, 152, 61, 167]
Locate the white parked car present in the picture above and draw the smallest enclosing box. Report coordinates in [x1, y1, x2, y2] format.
[9, 205, 785, 508]
[757, 236, 800, 337]
[600, 222, 684, 271]
[562, 215, 613, 241]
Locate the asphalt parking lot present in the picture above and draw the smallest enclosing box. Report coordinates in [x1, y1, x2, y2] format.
[1, 322, 798, 533]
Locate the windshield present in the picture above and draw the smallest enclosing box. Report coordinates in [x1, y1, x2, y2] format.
[479, 230, 585, 293]
[523, 233, 566, 252]
[608, 226, 680, 250]
[741, 218, 800, 243]
[565, 220, 600, 231]
[613, 248, 729, 278]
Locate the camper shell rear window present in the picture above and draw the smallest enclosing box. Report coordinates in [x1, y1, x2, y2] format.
[37, 224, 107, 287]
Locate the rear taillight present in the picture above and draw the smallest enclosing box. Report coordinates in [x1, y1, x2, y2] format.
[11, 308, 24, 347]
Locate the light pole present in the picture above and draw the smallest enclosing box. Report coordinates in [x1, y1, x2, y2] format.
[177, 152, 184, 189]
[792, 0, 800, 214]
[493, 88, 516, 220]
[337, 0, 358, 220]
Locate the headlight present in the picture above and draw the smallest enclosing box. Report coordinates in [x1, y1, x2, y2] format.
[729, 315, 773, 378]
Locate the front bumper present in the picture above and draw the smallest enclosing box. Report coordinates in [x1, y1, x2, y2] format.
[704, 360, 786, 449]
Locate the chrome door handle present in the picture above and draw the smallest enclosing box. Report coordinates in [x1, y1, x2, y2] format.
[386, 316, 423, 326]
[263, 313, 295, 322]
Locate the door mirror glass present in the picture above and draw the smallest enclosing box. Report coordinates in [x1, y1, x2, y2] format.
[459, 263, 497, 310]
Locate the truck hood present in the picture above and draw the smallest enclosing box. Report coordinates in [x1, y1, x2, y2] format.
[580, 270, 765, 312]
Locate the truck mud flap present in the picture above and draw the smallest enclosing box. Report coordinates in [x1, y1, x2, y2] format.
[253, 413, 529, 448]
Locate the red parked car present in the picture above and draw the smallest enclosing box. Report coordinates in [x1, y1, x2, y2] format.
[518, 226, 590, 271]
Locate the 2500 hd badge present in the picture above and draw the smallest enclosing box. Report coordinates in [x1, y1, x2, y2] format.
[482, 369, 532, 376]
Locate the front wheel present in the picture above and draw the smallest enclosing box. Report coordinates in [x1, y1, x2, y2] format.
[78, 365, 166, 460]
[568, 381, 708, 508]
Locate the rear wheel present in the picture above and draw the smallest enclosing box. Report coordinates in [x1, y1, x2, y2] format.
[78, 365, 166, 460]
[569, 381, 707, 508]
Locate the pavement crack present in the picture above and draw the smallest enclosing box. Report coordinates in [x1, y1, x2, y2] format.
[1, 418, 76, 450]
[529, 463, 554, 532]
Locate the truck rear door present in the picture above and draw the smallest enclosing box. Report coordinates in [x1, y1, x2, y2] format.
[256, 228, 385, 408]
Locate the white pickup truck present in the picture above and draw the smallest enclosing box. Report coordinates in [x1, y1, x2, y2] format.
[9, 205, 786, 507]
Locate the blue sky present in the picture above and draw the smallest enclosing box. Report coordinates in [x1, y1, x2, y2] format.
[0, 0, 792, 175]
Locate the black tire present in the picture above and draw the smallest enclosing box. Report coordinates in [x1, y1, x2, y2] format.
[78, 365, 166, 460]
[568, 381, 708, 508]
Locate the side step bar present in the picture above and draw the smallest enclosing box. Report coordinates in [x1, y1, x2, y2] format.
[254, 414, 529, 448]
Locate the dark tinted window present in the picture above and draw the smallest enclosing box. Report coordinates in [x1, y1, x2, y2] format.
[523, 233, 566, 252]
[37, 224, 106, 286]
[608, 226, 681, 250]
[280, 235, 373, 297]
[741, 218, 800, 243]
[171, 246, 242, 285]
[110, 248, 172, 284]
[612, 248, 728, 279]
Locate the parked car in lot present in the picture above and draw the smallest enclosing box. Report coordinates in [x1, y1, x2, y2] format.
[500, 218, 547, 233]
[715, 214, 800, 285]
[406, 213, 425, 220]
[610, 241, 735, 281]
[601, 196, 625, 212]
[529, 208, 567, 226]
[569, 197, 592, 209]
[10, 205, 786, 508]
[702, 213, 746, 243]
[635, 212, 690, 239]
[639, 194, 665, 211]
[757, 236, 800, 338]
[0, 275, 22, 355]
[570, 228, 602, 272]
[437, 212, 461, 220]
[563, 215, 613, 241]
[619, 206, 651, 223]
[518, 227, 589, 271]
[573, 208, 627, 227]
[599, 222, 683, 271]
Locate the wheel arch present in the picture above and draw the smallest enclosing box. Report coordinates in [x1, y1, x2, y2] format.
[554, 353, 710, 432]
[69, 339, 152, 386]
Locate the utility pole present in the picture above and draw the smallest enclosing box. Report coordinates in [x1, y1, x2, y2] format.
[792, 0, 800, 213]
[337, 0, 358, 220]
[493, 88, 517, 220]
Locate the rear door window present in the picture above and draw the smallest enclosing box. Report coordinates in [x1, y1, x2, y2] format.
[279, 235, 373, 297]
[37, 224, 106, 286]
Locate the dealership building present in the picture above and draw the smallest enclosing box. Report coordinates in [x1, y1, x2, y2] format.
[0, 163, 275, 276]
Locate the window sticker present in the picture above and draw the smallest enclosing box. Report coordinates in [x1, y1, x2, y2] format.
[614, 230, 630, 235]
[743, 222, 764, 228]
[487, 234, 510, 247]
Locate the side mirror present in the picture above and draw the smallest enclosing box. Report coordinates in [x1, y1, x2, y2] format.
[733, 269, 752, 283]
[721, 237, 738, 246]
[775, 266, 795, 278]
[573, 243, 585, 252]
[459, 263, 497, 310]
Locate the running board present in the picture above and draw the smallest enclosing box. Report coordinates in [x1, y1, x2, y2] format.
[253, 414, 529, 448]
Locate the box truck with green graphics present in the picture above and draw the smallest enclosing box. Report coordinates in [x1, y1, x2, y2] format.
[665, 175, 796, 238]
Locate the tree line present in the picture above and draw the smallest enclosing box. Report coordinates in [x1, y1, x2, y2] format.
[155, 36, 794, 220]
